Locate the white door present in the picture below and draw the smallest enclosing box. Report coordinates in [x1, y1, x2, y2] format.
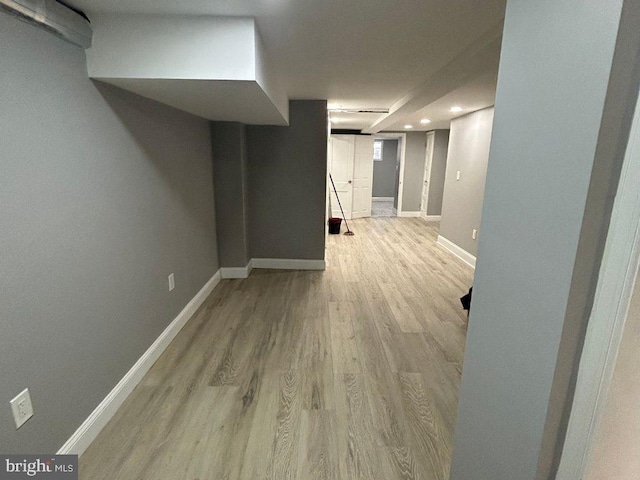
[352, 136, 375, 218]
[420, 132, 435, 219]
[329, 135, 354, 219]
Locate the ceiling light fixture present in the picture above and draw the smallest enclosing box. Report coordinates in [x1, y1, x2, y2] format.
[450, 106, 463, 113]
[420, 118, 431, 124]
[404, 125, 413, 129]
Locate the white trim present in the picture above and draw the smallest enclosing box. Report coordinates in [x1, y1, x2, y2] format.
[423, 215, 441, 222]
[373, 196, 394, 202]
[220, 261, 253, 279]
[420, 131, 435, 217]
[558, 86, 640, 478]
[201, 257, 327, 280]
[397, 134, 407, 215]
[398, 211, 421, 218]
[437, 235, 476, 268]
[252, 258, 325, 270]
[57, 271, 221, 456]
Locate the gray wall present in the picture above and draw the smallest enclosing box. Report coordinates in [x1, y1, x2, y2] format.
[401, 132, 427, 212]
[372, 139, 398, 197]
[0, 13, 218, 454]
[211, 122, 250, 267]
[426, 130, 450, 216]
[439, 108, 494, 257]
[246, 100, 327, 260]
[450, 1, 639, 479]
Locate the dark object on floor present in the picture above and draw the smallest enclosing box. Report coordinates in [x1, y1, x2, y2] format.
[460, 287, 473, 313]
[329, 173, 354, 236]
[328, 217, 342, 234]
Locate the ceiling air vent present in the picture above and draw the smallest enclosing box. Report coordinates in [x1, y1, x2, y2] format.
[0, 0, 92, 48]
[328, 108, 390, 114]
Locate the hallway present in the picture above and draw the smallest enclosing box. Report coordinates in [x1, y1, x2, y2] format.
[80, 218, 474, 479]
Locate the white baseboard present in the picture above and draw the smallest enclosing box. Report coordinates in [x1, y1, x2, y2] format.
[424, 215, 441, 222]
[252, 258, 326, 270]
[220, 261, 253, 279]
[57, 270, 222, 456]
[398, 211, 421, 218]
[219, 257, 326, 278]
[437, 235, 477, 268]
[373, 196, 394, 202]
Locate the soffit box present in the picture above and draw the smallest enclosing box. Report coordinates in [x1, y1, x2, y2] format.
[87, 14, 288, 125]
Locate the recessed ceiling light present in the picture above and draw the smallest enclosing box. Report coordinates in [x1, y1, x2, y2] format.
[404, 124, 413, 129]
[450, 106, 463, 113]
[420, 118, 431, 124]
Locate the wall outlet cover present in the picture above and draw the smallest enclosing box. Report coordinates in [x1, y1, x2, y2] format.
[10, 388, 34, 429]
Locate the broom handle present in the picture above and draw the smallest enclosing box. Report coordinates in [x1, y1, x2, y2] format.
[329, 173, 352, 232]
[328, 177, 333, 218]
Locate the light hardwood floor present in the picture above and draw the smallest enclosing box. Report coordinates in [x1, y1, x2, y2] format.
[80, 218, 474, 480]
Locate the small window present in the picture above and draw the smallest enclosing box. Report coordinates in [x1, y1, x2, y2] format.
[373, 141, 383, 161]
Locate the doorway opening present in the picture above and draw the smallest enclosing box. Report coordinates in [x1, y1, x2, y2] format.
[371, 137, 399, 217]
[327, 132, 406, 222]
[372, 132, 406, 217]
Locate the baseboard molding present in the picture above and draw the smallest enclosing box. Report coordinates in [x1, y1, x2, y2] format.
[398, 211, 421, 218]
[252, 258, 325, 270]
[424, 215, 441, 222]
[373, 196, 394, 202]
[57, 270, 222, 456]
[220, 261, 253, 279]
[437, 235, 476, 268]
[220, 258, 326, 277]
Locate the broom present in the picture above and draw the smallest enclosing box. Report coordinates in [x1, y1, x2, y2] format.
[329, 173, 355, 236]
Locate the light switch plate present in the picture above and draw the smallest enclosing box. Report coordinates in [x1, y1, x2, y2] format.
[10, 388, 34, 429]
[168, 273, 175, 291]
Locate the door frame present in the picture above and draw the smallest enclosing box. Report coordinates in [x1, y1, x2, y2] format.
[420, 131, 435, 219]
[374, 133, 407, 216]
[557, 86, 640, 478]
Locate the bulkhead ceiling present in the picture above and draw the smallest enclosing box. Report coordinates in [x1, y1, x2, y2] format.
[68, 0, 507, 130]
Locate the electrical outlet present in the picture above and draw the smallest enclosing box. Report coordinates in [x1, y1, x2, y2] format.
[168, 273, 175, 291]
[472, 229, 478, 240]
[456, 170, 461, 181]
[10, 388, 33, 429]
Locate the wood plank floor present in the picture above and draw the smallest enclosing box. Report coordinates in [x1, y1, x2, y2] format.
[80, 218, 474, 480]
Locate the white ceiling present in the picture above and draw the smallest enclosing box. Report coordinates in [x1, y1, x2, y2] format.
[385, 69, 499, 131]
[68, 0, 506, 131]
